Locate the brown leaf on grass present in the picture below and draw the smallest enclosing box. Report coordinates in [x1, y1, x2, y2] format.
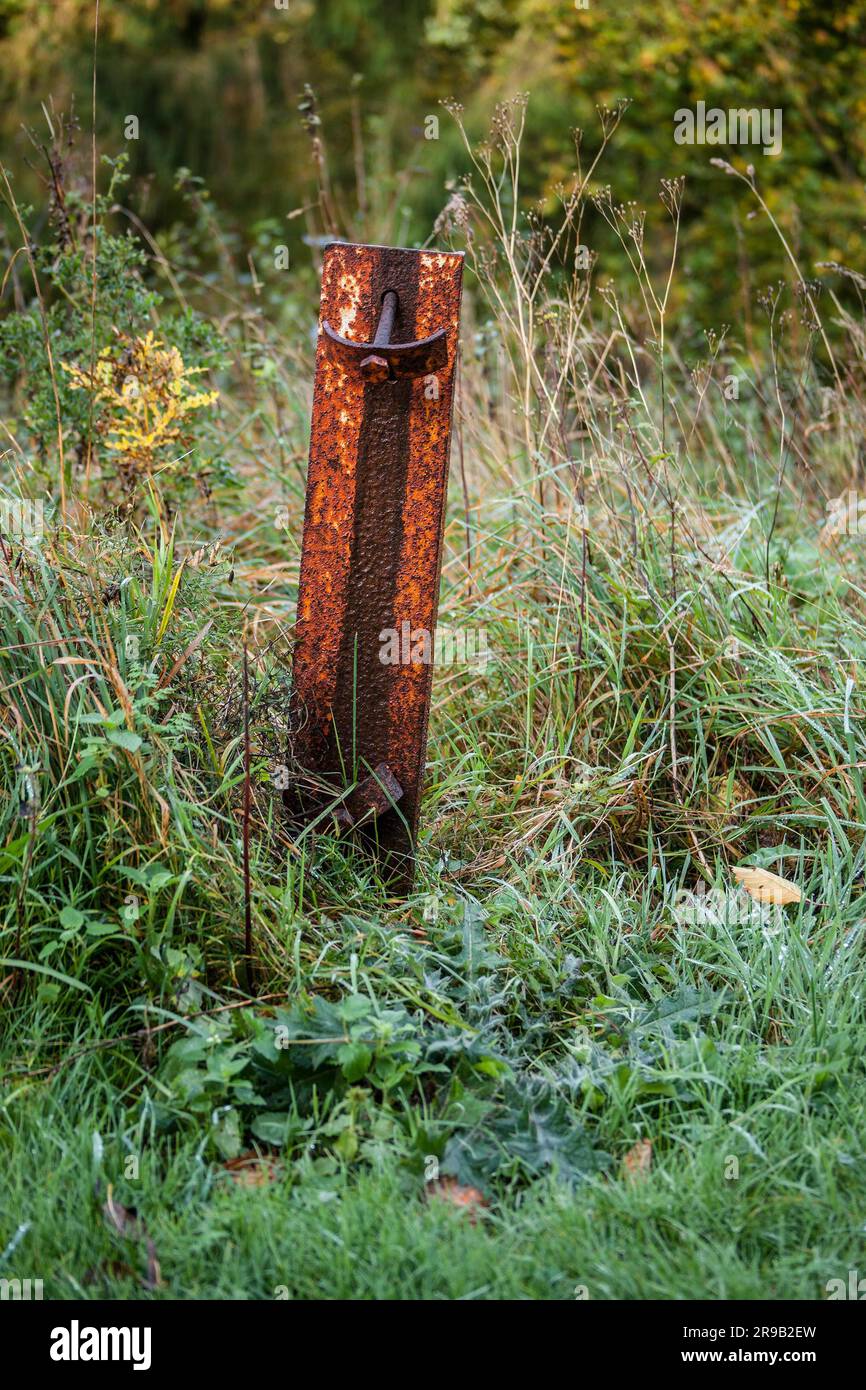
[143, 1238, 163, 1290]
[731, 864, 801, 905]
[622, 1138, 652, 1182]
[222, 1151, 282, 1187]
[102, 1185, 145, 1241]
[427, 1176, 488, 1222]
[100, 1184, 165, 1289]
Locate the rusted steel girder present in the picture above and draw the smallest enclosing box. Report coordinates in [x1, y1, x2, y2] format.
[287, 242, 464, 889]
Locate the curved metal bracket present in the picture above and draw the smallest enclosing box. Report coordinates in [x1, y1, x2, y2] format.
[322, 290, 448, 383]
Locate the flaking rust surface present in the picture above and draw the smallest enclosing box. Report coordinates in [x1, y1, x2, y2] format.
[389, 253, 463, 821]
[291, 248, 371, 739]
[289, 243, 464, 887]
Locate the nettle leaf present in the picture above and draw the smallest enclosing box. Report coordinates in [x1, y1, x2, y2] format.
[146, 867, 176, 893]
[172, 1067, 209, 1102]
[166, 1034, 210, 1066]
[205, 1046, 250, 1084]
[338, 1042, 373, 1082]
[339, 994, 373, 1023]
[211, 1106, 242, 1160]
[85, 921, 120, 938]
[79, 709, 125, 728]
[59, 905, 85, 931]
[268, 996, 347, 1071]
[231, 1081, 265, 1107]
[251, 1112, 290, 1147]
[107, 729, 143, 753]
[250, 1111, 309, 1148]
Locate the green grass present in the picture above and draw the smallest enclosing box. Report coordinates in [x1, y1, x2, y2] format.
[4, 835, 866, 1298]
[4, 1023, 865, 1300]
[3, 100, 866, 1300]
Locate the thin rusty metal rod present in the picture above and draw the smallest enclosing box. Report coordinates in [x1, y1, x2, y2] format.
[360, 290, 400, 384]
[373, 290, 398, 347]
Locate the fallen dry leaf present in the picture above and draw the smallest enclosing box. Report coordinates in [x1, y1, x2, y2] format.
[731, 864, 801, 905]
[102, 1185, 145, 1241]
[222, 1152, 282, 1188]
[622, 1138, 652, 1182]
[143, 1238, 162, 1290]
[99, 1184, 164, 1290]
[427, 1176, 488, 1222]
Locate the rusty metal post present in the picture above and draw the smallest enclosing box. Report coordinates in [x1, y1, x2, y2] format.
[287, 242, 464, 890]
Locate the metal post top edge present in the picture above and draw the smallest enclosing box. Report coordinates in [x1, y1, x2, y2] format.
[321, 240, 465, 260]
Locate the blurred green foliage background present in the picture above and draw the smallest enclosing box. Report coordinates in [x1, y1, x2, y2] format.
[1, 0, 864, 330]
